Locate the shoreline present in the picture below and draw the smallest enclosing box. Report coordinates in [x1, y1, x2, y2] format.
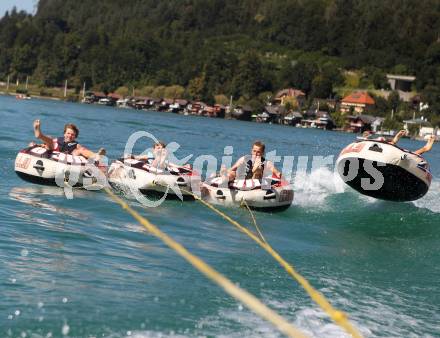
[0, 91, 62, 101]
[1, 91, 437, 142]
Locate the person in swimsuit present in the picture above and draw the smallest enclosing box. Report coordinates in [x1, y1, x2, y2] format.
[32, 119, 106, 159]
[362, 129, 435, 155]
[228, 140, 280, 182]
[134, 141, 168, 169]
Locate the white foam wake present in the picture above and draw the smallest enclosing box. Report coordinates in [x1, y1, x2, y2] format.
[412, 178, 440, 213]
[292, 167, 346, 207]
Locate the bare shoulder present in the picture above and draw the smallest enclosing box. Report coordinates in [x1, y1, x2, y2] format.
[265, 160, 275, 167]
[233, 156, 245, 164]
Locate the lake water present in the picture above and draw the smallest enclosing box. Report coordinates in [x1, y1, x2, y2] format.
[1, 95, 439, 337]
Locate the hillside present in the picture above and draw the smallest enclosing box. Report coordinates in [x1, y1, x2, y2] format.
[1, 0, 440, 115]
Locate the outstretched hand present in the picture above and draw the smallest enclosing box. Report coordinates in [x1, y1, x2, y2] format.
[397, 130, 407, 137]
[390, 129, 407, 145]
[427, 135, 436, 145]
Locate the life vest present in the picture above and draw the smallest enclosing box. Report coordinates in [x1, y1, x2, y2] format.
[244, 155, 266, 179]
[53, 137, 78, 154]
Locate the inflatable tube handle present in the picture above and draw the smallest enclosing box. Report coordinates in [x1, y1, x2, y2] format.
[215, 190, 226, 200]
[33, 162, 45, 171]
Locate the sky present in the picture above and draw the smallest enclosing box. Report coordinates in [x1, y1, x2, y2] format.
[0, 0, 37, 17]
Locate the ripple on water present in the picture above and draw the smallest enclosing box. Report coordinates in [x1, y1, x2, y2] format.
[1, 96, 440, 337]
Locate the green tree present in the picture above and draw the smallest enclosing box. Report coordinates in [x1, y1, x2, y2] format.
[289, 60, 317, 95]
[232, 51, 266, 98]
[152, 86, 167, 98]
[310, 74, 333, 99]
[140, 86, 155, 96]
[388, 91, 401, 113]
[370, 95, 389, 117]
[382, 117, 402, 131]
[1, 0, 440, 102]
[214, 94, 229, 105]
[203, 50, 237, 95]
[188, 74, 206, 100]
[421, 84, 440, 114]
[164, 85, 185, 99]
[33, 54, 64, 86]
[115, 86, 130, 97]
[331, 110, 346, 128]
[10, 45, 36, 77]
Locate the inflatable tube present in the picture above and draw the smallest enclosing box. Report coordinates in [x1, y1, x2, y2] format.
[107, 158, 199, 200]
[200, 176, 293, 212]
[14, 146, 105, 188]
[336, 140, 432, 201]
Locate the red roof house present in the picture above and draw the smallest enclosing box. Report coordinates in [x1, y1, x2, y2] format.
[340, 91, 375, 114]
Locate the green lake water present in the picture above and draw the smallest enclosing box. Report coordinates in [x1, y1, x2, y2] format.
[1, 95, 439, 337]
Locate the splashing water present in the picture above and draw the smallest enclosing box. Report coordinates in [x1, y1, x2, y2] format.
[412, 179, 440, 213]
[292, 167, 346, 207]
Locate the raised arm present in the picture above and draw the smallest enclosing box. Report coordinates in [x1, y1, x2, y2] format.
[414, 136, 435, 155]
[390, 129, 406, 145]
[227, 156, 245, 181]
[33, 119, 54, 149]
[228, 156, 245, 173]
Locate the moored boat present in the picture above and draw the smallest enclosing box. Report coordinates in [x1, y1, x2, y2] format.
[16, 93, 31, 100]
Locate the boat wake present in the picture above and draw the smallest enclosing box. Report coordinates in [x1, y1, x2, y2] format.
[291, 167, 345, 208]
[412, 179, 440, 213]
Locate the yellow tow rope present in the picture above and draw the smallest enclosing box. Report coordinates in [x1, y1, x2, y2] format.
[241, 198, 267, 243]
[103, 187, 307, 338]
[183, 188, 363, 338]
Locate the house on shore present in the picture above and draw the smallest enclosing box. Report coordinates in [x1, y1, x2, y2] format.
[232, 105, 252, 121]
[340, 91, 375, 114]
[255, 111, 271, 123]
[402, 117, 440, 139]
[274, 88, 306, 108]
[403, 117, 431, 131]
[300, 110, 334, 130]
[371, 117, 385, 132]
[419, 126, 440, 140]
[344, 115, 378, 133]
[260, 105, 286, 124]
[133, 97, 151, 109]
[82, 91, 107, 104]
[187, 101, 206, 115]
[283, 111, 303, 126]
[386, 74, 416, 102]
[157, 98, 172, 111]
[213, 104, 226, 118]
[169, 99, 188, 113]
[313, 98, 337, 111]
[106, 93, 122, 106]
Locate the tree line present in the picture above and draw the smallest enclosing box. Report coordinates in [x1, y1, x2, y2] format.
[1, 0, 440, 123]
